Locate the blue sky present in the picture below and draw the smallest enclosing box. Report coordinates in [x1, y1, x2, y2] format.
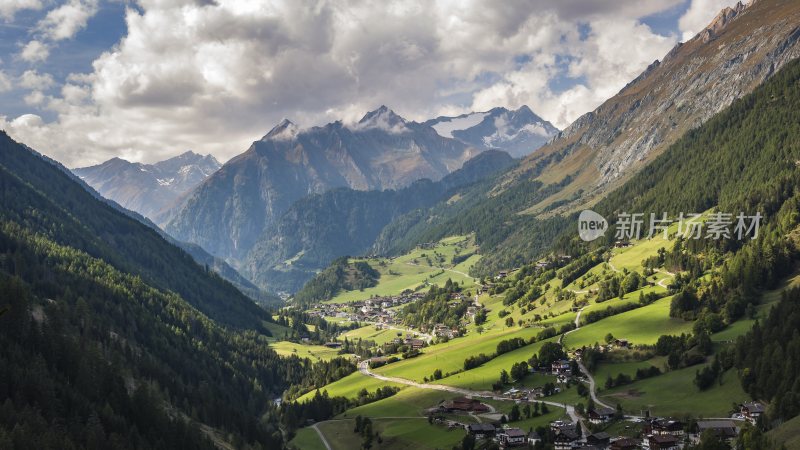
[0, 0, 739, 167]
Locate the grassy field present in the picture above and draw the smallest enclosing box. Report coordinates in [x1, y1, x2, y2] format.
[592, 356, 667, 386]
[288, 427, 326, 450]
[298, 372, 405, 403]
[599, 367, 747, 418]
[327, 236, 480, 303]
[375, 325, 543, 382]
[767, 414, 800, 449]
[270, 341, 344, 362]
[313, 418, 465, 450]
[432, 338, 559, 391]
[341, 325, 407, 346]
[562, 296, 693, 349]
[341, 387, 459, 418]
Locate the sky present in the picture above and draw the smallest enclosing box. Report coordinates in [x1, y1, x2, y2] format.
[0, 0, 742, 168]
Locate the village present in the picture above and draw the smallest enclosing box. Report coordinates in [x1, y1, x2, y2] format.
[371, 349, 765, 450]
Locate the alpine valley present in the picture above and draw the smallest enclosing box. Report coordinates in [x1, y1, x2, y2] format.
[2, 1, 800, 450]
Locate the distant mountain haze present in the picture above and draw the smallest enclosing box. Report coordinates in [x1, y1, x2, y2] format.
[73, 151, 220, 221]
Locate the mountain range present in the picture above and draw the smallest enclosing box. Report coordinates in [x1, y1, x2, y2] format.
[241, 150, 515, 293]
[160, 106, 553, 265]
[74, 150, 220, 221]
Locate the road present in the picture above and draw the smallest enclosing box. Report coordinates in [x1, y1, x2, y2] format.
[357, 361, 579, 423]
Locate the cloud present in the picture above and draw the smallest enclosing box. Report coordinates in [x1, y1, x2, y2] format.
[36, 0, 99, 41]
[1, 0, 690, 168]
[0, 70, 12, 92]
[19, 40, 50, 63]
[678, 0, 742, 41]
[0, 0, 43, 21]
[18, 69, 54, 90]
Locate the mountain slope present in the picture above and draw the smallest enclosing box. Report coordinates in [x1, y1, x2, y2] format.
[163, 106, 484, 262]
[0, 132, 268, 329]
[242, 150, 515, 293]
[74, 151, 220, 221]
[372, 0, 800, 275]
[0, 131, 373, 449]
[426, 105, 558, 158]
[506, 0, 800, 212]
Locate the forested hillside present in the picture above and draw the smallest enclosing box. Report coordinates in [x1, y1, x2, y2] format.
[0, 133, 269, 329]
[294, 257, 380, 305]
[0, 134, 363, 449]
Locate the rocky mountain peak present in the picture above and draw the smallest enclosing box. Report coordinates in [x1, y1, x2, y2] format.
[263, 119, 299, 141]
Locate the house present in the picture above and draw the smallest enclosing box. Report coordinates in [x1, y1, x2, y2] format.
[498, 428, 526, 447]
[405, 338, 425, 350]
[587, 432, 611, 447]
[323, 341, 342, 349]
[527, 431, 542, 446]
[692, 420, 739, 443]
[588, 407, 616, 424]
[645, 434, 680, 450]
[613, 338, 629, 348]
[646, 418, 685, 436]
[551, 359, 572, 375]
[741, 401, 766, 422]
[466, 423, 496, 439]
[610, 438, 640, 450]
[550, 420, 573, 432]
[442, 397, 490, 413]
[554, 428, 580, 450]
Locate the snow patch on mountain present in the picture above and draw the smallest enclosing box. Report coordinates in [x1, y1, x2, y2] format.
[431, 112, 488, 138]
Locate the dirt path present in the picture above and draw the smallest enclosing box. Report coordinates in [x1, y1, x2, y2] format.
[311, 423, 332, 450]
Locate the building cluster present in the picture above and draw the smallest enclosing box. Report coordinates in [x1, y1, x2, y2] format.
[546, 413, 755, 450]
[309, 293, 424, 323]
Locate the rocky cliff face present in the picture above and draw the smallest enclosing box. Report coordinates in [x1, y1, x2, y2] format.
[73, 151, 220, 221]
[162, 107, 484, 261]
[510, 0, 800, 212]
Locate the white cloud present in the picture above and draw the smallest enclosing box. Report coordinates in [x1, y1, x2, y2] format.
[19, 40, 50, 63]
[36, 0, 99, 41]
[18, 69, 54, 90]
[0, 70, 12, 92]
[1, 0, 691, 168]
[678, 0, 742, 41]
[0, 0, 42, 21]
[23, 90, 45, 105]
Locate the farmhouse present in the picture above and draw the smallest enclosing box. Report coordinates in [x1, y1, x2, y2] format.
[741, 401, 766, 422]
[466, 423, 496, 439]
[586, 432, 611, 447]
[553, 428, 580, 450]
[551, 359, 572, 375]
[610, 437, 640, 450]
[644, 434, 680, 450]
[527, 431, 541, 446]
[498, 428, 526, 447]
[588, 406, 616, 424]
[691, 420, 739, 443]
[645, 418, 685, 436]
